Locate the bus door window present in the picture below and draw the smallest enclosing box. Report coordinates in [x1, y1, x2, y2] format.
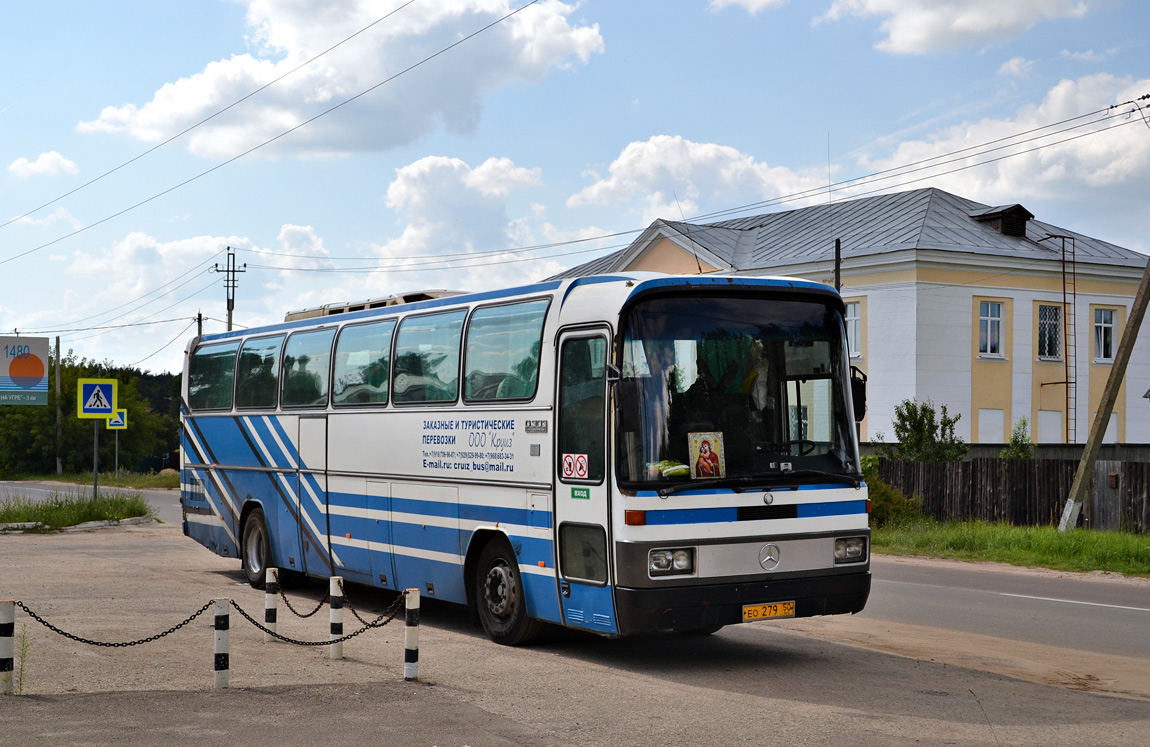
[557, 337, 606, 482]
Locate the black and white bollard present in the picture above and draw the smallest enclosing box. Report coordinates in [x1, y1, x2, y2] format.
[1, 600, 14, 695]
[329, 577, 343, 660]
[404, 589, 420, 682]
[214, 598, 230, 689]
[264, 569, 279, 643]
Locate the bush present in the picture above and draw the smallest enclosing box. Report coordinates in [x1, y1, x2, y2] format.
[862, 455, 920, 528]
[875, 398, 967, 462]
[999, 417, 1035, 460]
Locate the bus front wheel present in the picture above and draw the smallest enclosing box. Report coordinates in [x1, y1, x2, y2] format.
[475, 539, 542, 646]
[241, 508, 271, 590]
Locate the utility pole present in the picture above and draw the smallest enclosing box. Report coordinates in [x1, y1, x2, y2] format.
[1059, 258, 1150, 531]
[834, 238, 842, 292]
[211, 246, 246, 332]
[55, 336, 62, 475]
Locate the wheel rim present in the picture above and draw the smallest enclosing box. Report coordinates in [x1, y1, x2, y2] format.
[245, 524, 265, 576]
[483, 562, 516, 619]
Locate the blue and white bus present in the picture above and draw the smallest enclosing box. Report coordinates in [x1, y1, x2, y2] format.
[181, 273, 871, 644]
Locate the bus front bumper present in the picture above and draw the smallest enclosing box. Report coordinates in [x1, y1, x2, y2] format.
[613, 570, 871, 635]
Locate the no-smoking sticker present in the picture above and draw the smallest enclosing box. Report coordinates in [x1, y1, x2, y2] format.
[562, 453, 588, 479]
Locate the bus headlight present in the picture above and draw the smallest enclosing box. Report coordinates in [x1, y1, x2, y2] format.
[650, 548, 695, 576]
[834, 536, 868, 564]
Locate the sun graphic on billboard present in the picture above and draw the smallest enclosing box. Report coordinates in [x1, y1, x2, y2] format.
[9, 352, 45, 388]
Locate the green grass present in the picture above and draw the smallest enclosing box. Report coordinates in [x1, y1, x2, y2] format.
[873, 519, 1150, 578]
[7, 471, 179, 490]
[0, 488, 155, 528]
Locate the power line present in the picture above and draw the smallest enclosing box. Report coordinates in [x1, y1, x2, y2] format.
[18, 91, 1145, 334]
[0, 0, 541, 268]
[690, 101, 1145, 224]
[0, 0, 420, 234]
[244, 241, 627, 274]
[51, 249, 227, 329]
[129, 319, 198, 368]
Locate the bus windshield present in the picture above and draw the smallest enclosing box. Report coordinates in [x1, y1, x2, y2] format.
[615, 293, 860, 489]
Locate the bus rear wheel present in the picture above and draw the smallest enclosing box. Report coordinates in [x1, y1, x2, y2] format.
[475, 538, 542, 646]
[242, 508, 271, 590]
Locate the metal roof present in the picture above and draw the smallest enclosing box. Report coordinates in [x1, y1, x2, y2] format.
[547, 187, 1147, 279]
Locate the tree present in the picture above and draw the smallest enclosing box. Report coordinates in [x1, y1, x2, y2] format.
[876, 398, 967, 462]
[0, 351, 177, 476]
[999, 417, 1034, 460]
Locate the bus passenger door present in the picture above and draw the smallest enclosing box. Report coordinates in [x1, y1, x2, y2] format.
[554, 330, 618, 635]
[297, 415, 333, 577]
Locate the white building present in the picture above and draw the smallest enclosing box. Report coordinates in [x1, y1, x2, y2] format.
[554, 187, 1150, 444]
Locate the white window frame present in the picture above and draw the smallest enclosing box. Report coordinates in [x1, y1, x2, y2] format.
[979, 301, 1004, 358]
[845, 301, 861, 358]
[1037, 304, 1062, 361]
[1094, 308, 1115, 363]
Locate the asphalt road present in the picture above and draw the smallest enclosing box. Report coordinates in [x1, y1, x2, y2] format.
[866, 555, 1150, 660]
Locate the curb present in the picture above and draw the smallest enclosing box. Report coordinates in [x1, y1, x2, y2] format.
[0, 515, 157, 534]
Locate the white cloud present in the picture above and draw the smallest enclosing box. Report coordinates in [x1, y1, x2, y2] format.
[708, 0, 787, 13]
[77, 0, 603, 159]
[816, 0, 1093, 54]
[246, 224, 334, 273]
[11, 207, 83, 230]
[997, 56, 1034, 78]
[568, 135, 827, 225]
[8, 151, 79, 178]
[1061, 48, 1111, 63]
[851, 73, 1150, 205]
[366, 154, 569, 291]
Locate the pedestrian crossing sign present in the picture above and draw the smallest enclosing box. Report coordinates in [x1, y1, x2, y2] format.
[77, 378, 118, 418]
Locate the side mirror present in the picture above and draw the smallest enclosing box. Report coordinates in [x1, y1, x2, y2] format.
[850, 366, 867, 422]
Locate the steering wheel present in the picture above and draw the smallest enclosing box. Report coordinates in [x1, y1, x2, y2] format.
[775, 439, 818, 456]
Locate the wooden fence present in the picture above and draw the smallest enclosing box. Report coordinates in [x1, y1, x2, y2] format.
[876, 458, 1150, 533]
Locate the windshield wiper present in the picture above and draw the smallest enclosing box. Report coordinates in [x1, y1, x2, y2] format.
[778, 468, 863, 488]
[657, 476, 768, 497]
[654, 469, 863, 497]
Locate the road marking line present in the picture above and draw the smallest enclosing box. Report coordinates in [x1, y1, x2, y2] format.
[998, 593, 1150, 613]
[876, 580, 1150, 613]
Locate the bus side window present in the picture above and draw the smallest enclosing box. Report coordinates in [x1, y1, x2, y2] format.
[393, 310, 467, 405]
[464, 299, 549, 402]
[558, 336, 606, 482]
[281, 328, 335, 408]
[188, 341, 239, 410]
[332, 320, 395, 406]
[235, 335, 285, 409]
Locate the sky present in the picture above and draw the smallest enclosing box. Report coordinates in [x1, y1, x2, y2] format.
[2, 0, 1148, 375]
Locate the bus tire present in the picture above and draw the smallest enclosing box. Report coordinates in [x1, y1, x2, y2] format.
[475, 538, 542, 646]
[241, 507, 271, 590]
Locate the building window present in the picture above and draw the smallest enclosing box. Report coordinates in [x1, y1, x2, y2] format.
[1038, 305, 1062, 360]
[1094, 308, 1115, 362]
[979, 301, 1003, 356]
[845, 301, 861, 357]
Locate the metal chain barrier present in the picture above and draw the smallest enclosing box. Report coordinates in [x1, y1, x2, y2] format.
[337, 578, 401, 627]
[273, 570, 329, 618]
[231, 590, 406, 647]
[14, 600, 214, 648]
